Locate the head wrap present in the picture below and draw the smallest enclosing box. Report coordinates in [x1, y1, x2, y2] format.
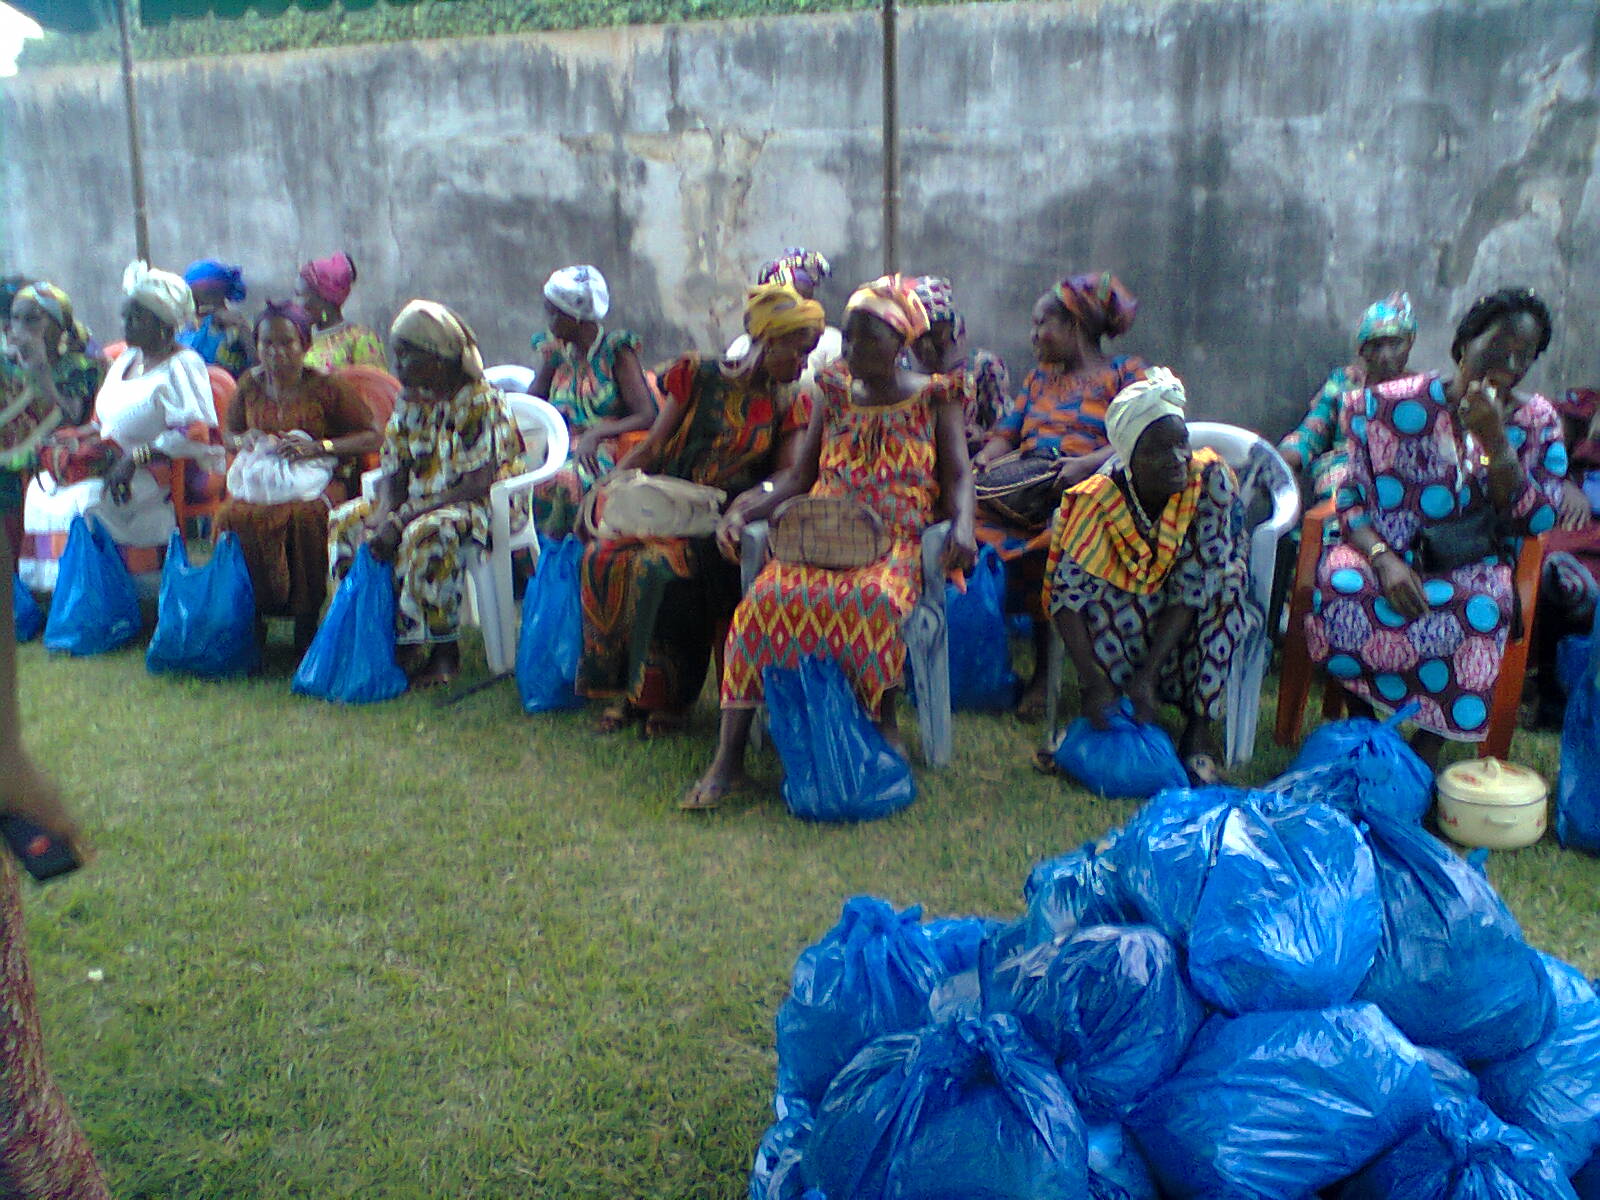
[543, 265, 610, 323]
[122, 260, 195, 331]
[757, 248, 832, 293]
[1052, 272, 1137, 340]
[912, 275, 965, 340]
[389, 299, 485, 381]
[12, 281, 90, 354]
[1106, 366, 1187, 467]
[183, 259, 247, 304]
[1355, 291, 1416, 348]
[844, 274, 930, 344]
[255, 299, 314, 348]
[743, 282, 826, 343]
[299, 252, 356, 308]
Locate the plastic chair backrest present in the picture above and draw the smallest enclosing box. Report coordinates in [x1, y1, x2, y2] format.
[505, 393, 570, 484]
[333, 365, 401, 428]
[485, 363, 537, 395]
[206, 365, 235, 428]
[1188, 421, 1299, 613]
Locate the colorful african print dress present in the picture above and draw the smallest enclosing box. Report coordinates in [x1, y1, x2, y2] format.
[529, 328, 646, 538]
[949, 348, 1011, 455]
[328, 381, 521, 645]
[177, 312, 250, 377]
[1045, 448, 1254, 720]
[1279, 362, 1364, 508]
[1307, 374, 1565, 741]
[0, 353, 103, 556]
[305, 323, 386, 372]
[578, 355, 807, 712]
[721, 370, 951, 717]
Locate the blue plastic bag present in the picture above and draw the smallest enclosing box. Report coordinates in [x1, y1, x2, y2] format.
[921, 915, 1004, 977]
[990, 925, 1204, 1120]
[12, 574, 42, 642]
[804, 1014, 1089, 1200]
[750, 1099, 819, 1200]
[1052, 701, 1188, 799]
[1085, 1124, 1158, 1200]
[1278, 703, 1434, 824]
[1356, 812, 1555, 1064]
[946, 545, 1018, 710]
[291, 544, 408, 703]
[765, 656, 916, 823]
[1130, 1004, 1435, 1200]
[145, 531, 259, 678]
[1576, 1154, 1600, 1199]
[42, 515, 141, 655]
[1559, 613, 1600, 852]
[1023, 831, 1138, 944]
[774, 896, 948, 1106]
[1339, 1094, 1578, 1200]
[1559, 635, 1591, 698]
[1476, 954, 1600, 1175]
[514, 534, 584, 713]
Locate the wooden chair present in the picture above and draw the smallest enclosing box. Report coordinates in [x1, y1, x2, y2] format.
[1274, 499, 1544, 760]
[170, 365, 235, 537]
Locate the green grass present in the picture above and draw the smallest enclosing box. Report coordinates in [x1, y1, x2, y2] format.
[13, 628, 1599, 1197]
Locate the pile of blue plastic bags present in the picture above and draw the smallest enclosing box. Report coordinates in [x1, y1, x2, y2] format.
[751, 714, 1600, 1200]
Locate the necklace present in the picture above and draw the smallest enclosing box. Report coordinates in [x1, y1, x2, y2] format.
[1123, 473, 1155, 533]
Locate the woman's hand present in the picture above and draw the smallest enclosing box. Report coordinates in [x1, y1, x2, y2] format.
[1125, 671, 1160, 725]
[367, 515, 403, 564]
[1081, 675, 1120, 731]
[1458, 380, 1508, 447]
[715, 509, 748, 563]
[1375, 552, 1428, 619]
[940, 522, 978, 575]
[104, 453, 137, 505]
[573, 429, 604, 475]
[275, 435, 327, 462]
[1559, 479, 1592, 531]
[0, 751, 85, 861]
[1054, 454, 1099, 489]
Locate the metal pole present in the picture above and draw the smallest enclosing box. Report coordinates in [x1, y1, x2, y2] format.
[881, 0, 898, 274]
[117, 0, 151, 262]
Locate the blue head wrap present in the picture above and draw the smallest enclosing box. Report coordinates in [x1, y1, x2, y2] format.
[183, 259, 247, 304]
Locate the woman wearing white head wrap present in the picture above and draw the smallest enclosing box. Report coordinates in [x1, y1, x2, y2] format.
[324, 299, 522, 688]
[528, 265, 656, 537]
[20, 263, 217, 596]
[1040, 367, 1254, 784]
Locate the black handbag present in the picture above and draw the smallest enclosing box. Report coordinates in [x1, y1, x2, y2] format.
[974, 450, 1063, 529]
[1414, 499, 1503, 572]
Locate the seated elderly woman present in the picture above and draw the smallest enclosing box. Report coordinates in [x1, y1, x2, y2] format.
[1307, 287, 1566, 765]
[327, 301, 521, 688]
[1043, 368, 1252, 784]
[724, 248, 843, 386]
[579, 282, 824, 737]
[528, 265, 656, 537]
[22, 262, 217, 595]
[177, 259, 253, 377]
[683, 275, 977, 810]
[907, 275, 1011, 455]
[1, 282, 105, 558]
[214, 301, 383, 653]
[297, 252, 386, 371]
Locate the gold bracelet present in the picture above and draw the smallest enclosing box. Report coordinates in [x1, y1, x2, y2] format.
[321, 439, 336, 455]
[1366, 540, 1391, 563]
[132, 445, 152, 467]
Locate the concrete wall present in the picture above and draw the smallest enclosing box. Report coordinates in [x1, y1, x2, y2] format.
[2, 0, 1596, 436]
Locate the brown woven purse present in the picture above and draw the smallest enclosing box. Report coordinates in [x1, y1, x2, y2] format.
[974, 450, 1064, 529]
[769, 496, 891, 569]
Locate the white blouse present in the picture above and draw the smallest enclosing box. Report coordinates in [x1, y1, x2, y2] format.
[97, 347, 221, 467]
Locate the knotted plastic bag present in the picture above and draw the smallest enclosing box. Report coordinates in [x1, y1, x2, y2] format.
[1052, 701, 1189, 799]
[42, 514, 141, 655]
[1023, 830, 1138, 945]
[1278, 703, 1433, 825]
[750, 1098, 819, 1200]
[291, 544, 408, 703]
[146, 531, 259, 678]
[515, 534, 585, 713]
[946, 545, 1018, 710]
[12, 573, 42, 642]
[1558, 613, 1600, 852]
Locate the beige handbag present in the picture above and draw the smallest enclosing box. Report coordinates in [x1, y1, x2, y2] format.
[769, 496, 891, 569]
[585, 469, 727, 539]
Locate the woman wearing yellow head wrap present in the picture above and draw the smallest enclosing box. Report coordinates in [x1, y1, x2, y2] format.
[681, 275, 977, 810]
[1041, 367, 1254, 784]
[578, 282, 825, 736]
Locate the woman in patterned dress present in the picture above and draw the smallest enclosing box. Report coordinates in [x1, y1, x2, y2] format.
[1043, 368, 1253, 782]
[972, 272, 1147, 717]
[578, 283, 824, 736]
[527, 265, 657, 537]
[1306, 288, 1564, 765]
[907, 275, 1010, 455]
[682, 275, 977, 810]
[327, 301, 521, 688]
[297, 253, 386, 372]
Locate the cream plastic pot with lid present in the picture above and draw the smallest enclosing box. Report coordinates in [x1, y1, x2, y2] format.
[1435, 758, 1548, 851]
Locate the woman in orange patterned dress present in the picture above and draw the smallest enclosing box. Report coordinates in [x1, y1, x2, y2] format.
[682, 276, 977, 810]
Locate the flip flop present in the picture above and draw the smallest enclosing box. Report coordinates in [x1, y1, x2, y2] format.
[678, 775, 750, 812]
[1184, 752, 1224, 786]
[595, 705, 633, 734]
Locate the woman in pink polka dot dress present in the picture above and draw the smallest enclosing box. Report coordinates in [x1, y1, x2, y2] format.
[1307, 289, 1565, 765]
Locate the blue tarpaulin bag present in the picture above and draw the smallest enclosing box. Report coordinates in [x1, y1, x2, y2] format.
[946, 545, 1019, 710]
[515, 534, 584, 713]
[42, 514, 141, 655]
[1278, 703, 1434, 824]
[1052, 701, 1189, 799]
[1357, 812, 1555, 1064]
[291, 544, 408, 704]
[1130, 1004, 1435, 1200]
[145, 531, 259, 678]
[765, 656, 915, 823]
[803, 1014, 1090, 1200]
[1558, 612, 1600, 852]
[12, 574, 42, 642]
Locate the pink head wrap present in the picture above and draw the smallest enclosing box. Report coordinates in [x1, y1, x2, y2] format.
[299, 253, 356, 308]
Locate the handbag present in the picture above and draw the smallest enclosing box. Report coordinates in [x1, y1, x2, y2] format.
[769, 495, 891, 569]
[583, 469, 725, 540]
[1414, 486, 1505, 573]
[38, 425, 118, 486]
[974, 450, 1063, 528]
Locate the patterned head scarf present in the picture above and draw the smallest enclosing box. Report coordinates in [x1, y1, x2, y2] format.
[1106, 366, 1186, 466]
[544, 265, 610, 323]
[389, 299, 485, 381]
[845, 274, 930, 344]
[183, 259, 247, 304]
[1052, 272, 1138, 340]
[744, 282, 826, 343]
[912, 275, 965, 340]
[299, 252, 356, 308]
[255, 299, 314, 349]
[12, 281, 90, 354]
[123, 260, 196, 331]
[1355, 291, 1416, 348]
[757, 248, 832, 293]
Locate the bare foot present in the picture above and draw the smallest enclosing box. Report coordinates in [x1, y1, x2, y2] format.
[409, 644, 460, 689]
[679, 769, 752, 812]
[595, 703, 635, 734]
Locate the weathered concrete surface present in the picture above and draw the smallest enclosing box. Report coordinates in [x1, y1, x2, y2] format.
[3, 1, 1596, 434]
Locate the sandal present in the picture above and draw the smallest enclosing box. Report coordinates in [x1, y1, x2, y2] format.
[595, 704, 634, 734]
[1184, 752, 1224, 786]
[678, 774, 750, 812]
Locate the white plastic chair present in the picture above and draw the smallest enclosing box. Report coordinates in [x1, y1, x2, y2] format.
[1039, 422, 1299, 767]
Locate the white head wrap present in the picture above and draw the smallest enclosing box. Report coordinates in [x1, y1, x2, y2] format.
[122, 260, 195, 331]
[389, 299, 485, 381]
[543, 264, 610, 323]
[1105, 366, 1187, 467]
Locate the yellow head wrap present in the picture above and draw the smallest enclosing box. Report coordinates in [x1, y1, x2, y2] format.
[743, 282, 826, 343]
[844, 274, 930, 343]
[1105, 366, 1186, 466]
[389, 299, 485, 381]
